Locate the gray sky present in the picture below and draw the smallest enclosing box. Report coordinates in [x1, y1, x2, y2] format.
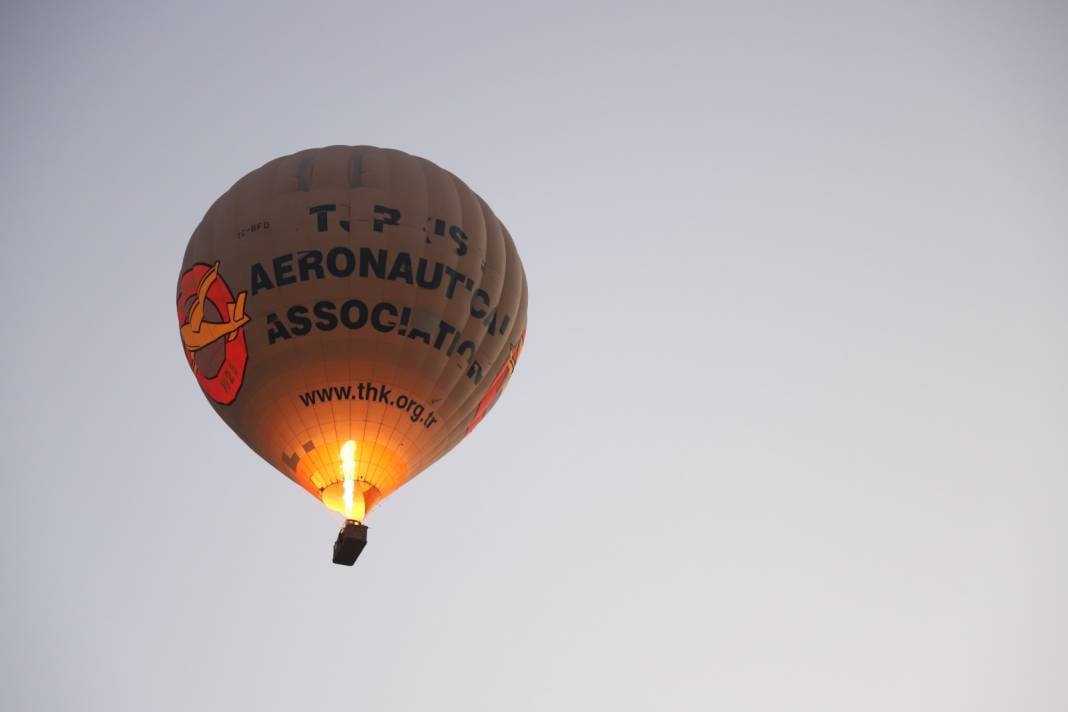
[2, 1, 1066, 710]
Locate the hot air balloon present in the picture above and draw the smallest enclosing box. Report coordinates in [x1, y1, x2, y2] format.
[176, 146, 527, 565]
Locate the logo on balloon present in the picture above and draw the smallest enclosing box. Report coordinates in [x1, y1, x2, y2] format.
[177, 261, 250, 405]
[468, 329, 526, 433]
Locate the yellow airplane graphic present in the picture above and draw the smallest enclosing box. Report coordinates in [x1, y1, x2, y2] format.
[181, 261, 249, 353]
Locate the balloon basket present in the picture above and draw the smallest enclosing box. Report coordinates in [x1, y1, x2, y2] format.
[332, 520, 368, 566]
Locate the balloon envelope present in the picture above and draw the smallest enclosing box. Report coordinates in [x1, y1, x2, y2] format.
[176, 146, 527, 520]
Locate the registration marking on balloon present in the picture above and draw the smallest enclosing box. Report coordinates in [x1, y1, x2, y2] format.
[177, 261, 250, 405]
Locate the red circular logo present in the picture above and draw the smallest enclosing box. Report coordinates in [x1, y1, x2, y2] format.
[467, 328, 525, 433]
[177, 261, 250, 405]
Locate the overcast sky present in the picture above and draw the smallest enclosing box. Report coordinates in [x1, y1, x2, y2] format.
[1, 1, 1066, 710]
